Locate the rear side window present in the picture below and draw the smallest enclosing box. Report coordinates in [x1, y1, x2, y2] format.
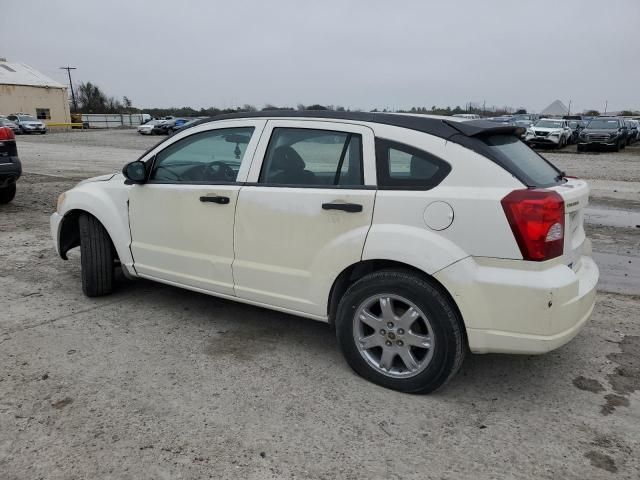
[259, 128, 363, 187]
[481, 135, 561, 187]
[375, 139, 451, 189]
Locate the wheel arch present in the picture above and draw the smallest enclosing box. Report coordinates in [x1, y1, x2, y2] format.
[327, 259, 467, 340]
[56, 182, 134, 268]
[58, 209, 120, 260]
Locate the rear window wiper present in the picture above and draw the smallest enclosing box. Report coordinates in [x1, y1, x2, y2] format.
[555, 171, 566, 182]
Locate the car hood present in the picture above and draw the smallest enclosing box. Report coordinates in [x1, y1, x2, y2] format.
[76, 173, 117, 186]
[582, 129, 617, 134]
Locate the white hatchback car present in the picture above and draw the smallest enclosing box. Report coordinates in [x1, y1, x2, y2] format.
[51, 112, 598, 393]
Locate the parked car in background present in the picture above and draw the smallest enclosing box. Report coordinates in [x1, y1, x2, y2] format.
[137, 119, 162, 135]
[524, 118, 572, 148]
[511, 113, 539, 128]
[170, 117, 204, 133]
[452, 113, 481, 119]
[6, 113, 47, 134]
[567, 120, 586, 144]
[577, 117, 628, 151]
[153, 118, 191, 135]
[624, 119, 638, 144]
[50, 112, 598, 393]
[486, 116, 514, 124]
[0, 117, 20, 134]
[0, 126, 21, 203]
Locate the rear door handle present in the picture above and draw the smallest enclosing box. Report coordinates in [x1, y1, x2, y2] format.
[322, 202, 363, 213]
[200, 195, 230, 204]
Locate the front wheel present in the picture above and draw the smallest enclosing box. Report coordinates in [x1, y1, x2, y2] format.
[0, 183, 16, 204]
[79, 213, 114, 297]
[335, 270, 465, 394]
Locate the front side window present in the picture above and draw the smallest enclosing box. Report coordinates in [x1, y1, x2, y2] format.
[150, 127, 254, 183]
[259, 128, 363, 187]
[375, 139, 451, 189]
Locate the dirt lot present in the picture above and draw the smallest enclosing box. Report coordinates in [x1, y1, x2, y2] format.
[1, 130, 639, 479]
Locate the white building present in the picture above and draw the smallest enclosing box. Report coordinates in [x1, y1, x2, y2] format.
[0, 58, 71, 124]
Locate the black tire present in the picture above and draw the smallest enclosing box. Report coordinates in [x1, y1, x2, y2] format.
[577, 144, 585, 152]
[78, 213, 114, 297]
[335, 270, 465, 394]
[0, 183, 16, 204]
[614, 140, 620, 152]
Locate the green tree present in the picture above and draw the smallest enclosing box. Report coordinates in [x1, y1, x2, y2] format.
[76, 82, 107, 113]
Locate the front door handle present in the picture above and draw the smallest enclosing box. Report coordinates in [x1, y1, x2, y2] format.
[322, 202, 363, 213]
[200, 195, 230, 204]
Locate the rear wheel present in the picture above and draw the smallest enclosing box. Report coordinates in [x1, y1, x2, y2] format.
[335, 270, 465, 393]
[79, 213, 114, 297]
[0, 183, 16, 204]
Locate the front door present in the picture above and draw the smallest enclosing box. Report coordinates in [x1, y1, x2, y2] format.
[128, 120, 264, 295]
[233, 120, 377, 318]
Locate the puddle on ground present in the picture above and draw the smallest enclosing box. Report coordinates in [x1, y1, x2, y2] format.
[593, 252, 640, 296]
[584, 206, 640, 229]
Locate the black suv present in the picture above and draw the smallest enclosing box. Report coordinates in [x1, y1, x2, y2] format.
[0, 126, 21, 203]
[577, 117, 628, 152]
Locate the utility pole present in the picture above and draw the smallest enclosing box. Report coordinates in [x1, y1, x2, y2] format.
[567, 99, 572, 116]
[604, 100, 608, 115]
[60, 66, 77, 112]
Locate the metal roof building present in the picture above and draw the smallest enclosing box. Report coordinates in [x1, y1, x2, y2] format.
[0, 58, 71, 124]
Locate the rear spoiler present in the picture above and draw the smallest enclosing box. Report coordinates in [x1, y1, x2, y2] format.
[444, 119, 525, 138]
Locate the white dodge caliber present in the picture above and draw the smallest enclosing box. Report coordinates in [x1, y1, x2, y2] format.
[51, 112, 599, 393]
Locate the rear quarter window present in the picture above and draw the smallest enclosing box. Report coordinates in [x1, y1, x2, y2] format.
[375, 139, 451, 190]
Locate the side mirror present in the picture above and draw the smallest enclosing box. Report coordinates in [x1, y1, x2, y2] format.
[123, 161, 147, 184]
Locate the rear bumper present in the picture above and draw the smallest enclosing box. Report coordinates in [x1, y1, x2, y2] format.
[434, 248, 599, 354]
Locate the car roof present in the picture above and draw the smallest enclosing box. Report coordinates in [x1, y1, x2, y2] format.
[188, 110, 521, 140]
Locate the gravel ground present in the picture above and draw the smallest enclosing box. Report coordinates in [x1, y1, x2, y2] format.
[2, 129, 639, 479]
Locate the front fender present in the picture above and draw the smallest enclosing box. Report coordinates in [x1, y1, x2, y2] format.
[362, 224, 468, 275]
[57, 178, 133, 269]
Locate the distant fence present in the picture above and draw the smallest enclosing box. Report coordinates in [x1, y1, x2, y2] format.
[81, 114, 145, 129]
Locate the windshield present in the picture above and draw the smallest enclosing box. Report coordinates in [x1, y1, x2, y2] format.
[586, 119, 619, 129]
[535, 120, 562, 128]
[18, 115, 37, 122]
[481, 135, 562, 187]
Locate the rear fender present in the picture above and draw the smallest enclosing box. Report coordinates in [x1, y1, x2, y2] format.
[362, 224, 468, 275]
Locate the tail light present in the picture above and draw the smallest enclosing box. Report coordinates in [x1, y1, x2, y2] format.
[0, 126, 15, 141]
[501, 189, 565, 261]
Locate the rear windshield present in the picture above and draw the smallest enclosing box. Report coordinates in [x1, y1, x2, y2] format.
[481, 135, 562, 187]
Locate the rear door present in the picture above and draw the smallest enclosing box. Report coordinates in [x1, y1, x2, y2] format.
[232, 120, 376, 318]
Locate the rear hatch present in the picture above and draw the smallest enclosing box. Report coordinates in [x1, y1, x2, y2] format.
[548, 178, 590, 270]
[473, 134, 590, 265]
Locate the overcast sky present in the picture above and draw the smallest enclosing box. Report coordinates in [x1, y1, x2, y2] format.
[3, 0, 640, 113]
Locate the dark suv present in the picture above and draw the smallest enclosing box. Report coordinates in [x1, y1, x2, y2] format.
[577, 117, 628, 152]
[0, 126, 21, 203]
